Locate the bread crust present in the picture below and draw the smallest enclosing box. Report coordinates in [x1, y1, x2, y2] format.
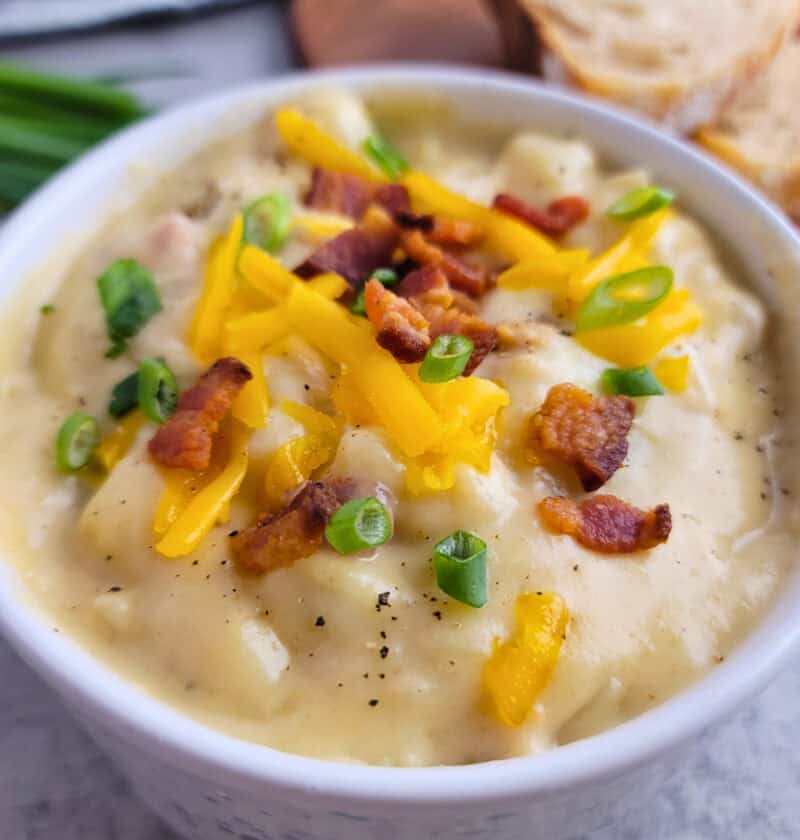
[696, 39, 800, 218]
[514, 0, 800, 133]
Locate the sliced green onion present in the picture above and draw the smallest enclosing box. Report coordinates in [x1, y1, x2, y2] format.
[607, 186, 674, 221]
[601, 366, 664, 397]
[243, 192, 291, 254]
[0, 115, 87, 165]
[40, 303, 55, 315]
[0, 62, 143, 121]
[419, 334, 474, 383]
[351, 267, 399, 315]
[372, 267, 399, 286]
[0, 91, 120, 137]
[109, 371, 139, 417]
[433, 530, 487, 608]
[96, 259, 162, 357]
[55, 411, 99, 472]
[362, 133, 409, 179]
[137, 358, 178, 424]
[325, 496, 393, 554]
[0, 158, 53, 204]
[575, 266, 673, 332]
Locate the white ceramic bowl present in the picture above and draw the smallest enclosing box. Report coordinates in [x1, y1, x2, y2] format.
[1, 66, 799, 840]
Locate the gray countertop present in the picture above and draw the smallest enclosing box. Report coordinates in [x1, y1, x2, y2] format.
[1, 4, 799, 837]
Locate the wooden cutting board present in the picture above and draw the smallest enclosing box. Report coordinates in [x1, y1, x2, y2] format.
[291, 0, 506, 67]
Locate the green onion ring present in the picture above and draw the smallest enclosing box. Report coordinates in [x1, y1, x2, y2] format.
[55, 411, 99, 472]
[137, 358, 178, 424]
[433, 530, 488, 608]
[601, 366, 664, 397]
[607, 186, 674, 221]
[325, 496, 393, 554]
[243, 192, 291, 254]
[419, 334, 474, 383]
[362, 133, 409, 180]
[575, 266, 673, 332]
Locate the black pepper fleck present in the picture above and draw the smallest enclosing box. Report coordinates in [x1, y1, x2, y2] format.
[107, 586, 121, 593]
[228, 530, 239, 538]
[315, 615, 326, 627]
[368, 699, 379, 707]
[379, 646, 389, 659]
[433, 611, 442, 621]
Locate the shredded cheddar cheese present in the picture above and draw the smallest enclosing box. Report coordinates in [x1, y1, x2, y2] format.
[483, 592, 570, 726]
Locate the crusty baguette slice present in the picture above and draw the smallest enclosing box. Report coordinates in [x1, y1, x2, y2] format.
[507, 0, 800, 133]
[697, 39, 800, 220]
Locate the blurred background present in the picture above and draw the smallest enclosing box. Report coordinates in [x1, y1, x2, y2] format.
[0, 2, 798, 838]
[2, 0, 799, 220]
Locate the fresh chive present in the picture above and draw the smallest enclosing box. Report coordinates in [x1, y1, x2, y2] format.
[601, 366, 664, 397]
[419, 334, 474, 383]
[0, 158, 54, 204]
[362, 133, 409, 179]
[607, 186, 674, 221]
[96, 259, 162, 358]
[0, 115, 87, 165]
[0, 62, 143, 121]
[243, 192, 291, 254]
[0, 91, 122, 136]
[433, 530, 487, 608]
[325, 497, 393, 554]
[575, 266, 673, 332]
[55, 411, 99, 472]
[351, 267, 399, 315]
[40, 303, 55, 315]
[137, 359, 178, 424]
[108, 371, 140, 417]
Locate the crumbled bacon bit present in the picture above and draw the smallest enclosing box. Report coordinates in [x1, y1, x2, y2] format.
[395, 212, 484, 247]
[304, 167, 411, 219]
[232, 481, 343, 574]
[529, 383, 634, 491]
[305, 167, 373, 218]
[400, 230, 488, 297]
[373, 183, 411, 215]
[538, 495, 672, 553]
[295, 226, 397, 289]
[396, 264, 453, 308]
[492, 193, 590, 237]
[365, 277, 431, 363]
[397, 265, 496, 374]
[148, 357, 252, 472]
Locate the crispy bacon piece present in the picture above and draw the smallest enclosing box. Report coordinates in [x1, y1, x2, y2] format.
[304, 167, 411, 219]
[364, 277, 431, 363]
[305, 167, 373, 218]
[396, 265, 496, 374]
[400, 230, 488, 297]
[395, 211, 484, 247]
[492, 193, 590, 237]
[529, 383, 634, 491]
[396, 264, 453, 307]
[232, 481, 343, 574]
[295, 226, 397, 288]
[373, 182, 411, 215]
[148, 357, 252, 472]
[429, 308, 497, 375]
[538, 495, 671, 554]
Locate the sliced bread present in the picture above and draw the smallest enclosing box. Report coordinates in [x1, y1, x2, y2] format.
[499, 0, 800, 133]
[697, 38, 800, 220]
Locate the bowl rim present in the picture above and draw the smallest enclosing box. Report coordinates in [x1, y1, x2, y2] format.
[1, 63, 799, 806]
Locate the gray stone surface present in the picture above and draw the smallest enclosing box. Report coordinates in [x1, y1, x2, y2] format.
[1, 4, 799, 837]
